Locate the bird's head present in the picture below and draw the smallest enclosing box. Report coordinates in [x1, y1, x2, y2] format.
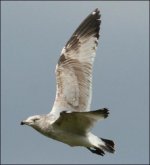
[21, 114, 53, 136]
[20, 115, 42, 127]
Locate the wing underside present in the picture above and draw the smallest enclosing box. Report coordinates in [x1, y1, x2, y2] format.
[53, 108, 109, 134]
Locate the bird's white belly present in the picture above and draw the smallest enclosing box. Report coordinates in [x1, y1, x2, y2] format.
[40, 127, 90, 147]
[51, 132, 90, 147]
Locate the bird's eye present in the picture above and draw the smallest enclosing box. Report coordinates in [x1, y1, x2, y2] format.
[33, 118, 39, 122]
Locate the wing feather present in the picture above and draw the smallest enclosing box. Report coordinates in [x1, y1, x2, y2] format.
[53, 108, 109, 134]
[51, 9, 101, 113]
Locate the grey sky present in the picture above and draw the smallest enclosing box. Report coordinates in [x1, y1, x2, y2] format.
[1, 1, 149, 164]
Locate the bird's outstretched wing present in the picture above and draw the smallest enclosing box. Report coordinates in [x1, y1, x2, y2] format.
[53, 108, 109, 134]
[52, 9, 101, 113]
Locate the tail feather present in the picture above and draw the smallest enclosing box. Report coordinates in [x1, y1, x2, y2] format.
[101, 138, 115, 153]
[87, 147, 105, 156]
[87, 133, 115, 156]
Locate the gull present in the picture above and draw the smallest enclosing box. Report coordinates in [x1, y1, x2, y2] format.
[21, 8, 115, 156]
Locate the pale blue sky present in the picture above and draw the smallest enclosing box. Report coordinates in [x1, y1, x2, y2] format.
[1, 1, 149, 164]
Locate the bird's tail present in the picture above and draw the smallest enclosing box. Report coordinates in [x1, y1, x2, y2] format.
[87, 133, 115, 156]
[100, 137, 115, 154]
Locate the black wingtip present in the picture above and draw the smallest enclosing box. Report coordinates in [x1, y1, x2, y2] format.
[103, 108, 109, 118]
[92, 108, 109, 118]
[97, 108, 109, 118]
[66, 8, 101, 46]
[92, 8, 100, 20]
[93, 8, 100, 14]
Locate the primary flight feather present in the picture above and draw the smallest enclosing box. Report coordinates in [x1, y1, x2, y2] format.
[21, 8, 115, 156]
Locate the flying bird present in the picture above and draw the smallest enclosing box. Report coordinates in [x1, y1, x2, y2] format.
[21, 8, 115, 156]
